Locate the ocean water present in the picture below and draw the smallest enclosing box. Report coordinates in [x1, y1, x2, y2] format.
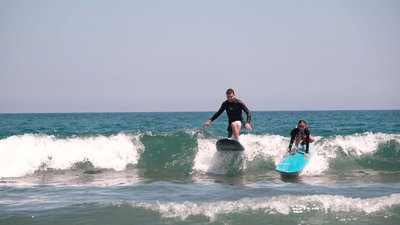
[1, 110, 400, 224]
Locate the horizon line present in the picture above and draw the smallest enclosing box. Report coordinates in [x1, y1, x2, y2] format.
[1, 109, 399, 115]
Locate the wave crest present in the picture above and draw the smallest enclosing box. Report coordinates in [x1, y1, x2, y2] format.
[0, 133, 143, 178]
[125, 193, 400, 221]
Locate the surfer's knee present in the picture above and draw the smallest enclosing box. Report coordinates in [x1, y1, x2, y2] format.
[230, 122, 239, 130]
[309, 136, 315, 143]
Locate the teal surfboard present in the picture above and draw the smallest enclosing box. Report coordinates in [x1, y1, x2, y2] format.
[276, 146, 311, 174]
[216, 138, 245, 151]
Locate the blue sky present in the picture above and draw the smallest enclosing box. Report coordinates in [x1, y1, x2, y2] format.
[1, 0, 399, 113]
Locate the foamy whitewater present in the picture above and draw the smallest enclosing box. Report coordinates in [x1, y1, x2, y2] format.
[1, 111, 399, 224]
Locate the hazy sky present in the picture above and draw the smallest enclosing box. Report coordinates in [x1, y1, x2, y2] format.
[1, 0, 399, 113]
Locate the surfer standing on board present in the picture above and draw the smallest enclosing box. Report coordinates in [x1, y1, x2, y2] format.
[203, 88, 252, 141]
[283, 120, 315, 158]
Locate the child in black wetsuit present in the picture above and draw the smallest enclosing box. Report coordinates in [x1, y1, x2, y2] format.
[283, 120, 315, 158]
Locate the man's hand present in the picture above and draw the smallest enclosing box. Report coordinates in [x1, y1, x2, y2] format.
[203, 120, 211, 128]
[245, 123, 252, 131]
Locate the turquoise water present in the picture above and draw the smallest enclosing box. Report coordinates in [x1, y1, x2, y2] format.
[1, 111, 400, 224]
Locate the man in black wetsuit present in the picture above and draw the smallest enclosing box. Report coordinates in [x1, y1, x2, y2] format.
[203, 89, 252, 141]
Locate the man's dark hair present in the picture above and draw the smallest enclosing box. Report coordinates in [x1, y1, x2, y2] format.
[226, 89, 235, 95]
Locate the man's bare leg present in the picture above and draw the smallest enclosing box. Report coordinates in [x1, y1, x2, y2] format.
[231, 122, 240, 141]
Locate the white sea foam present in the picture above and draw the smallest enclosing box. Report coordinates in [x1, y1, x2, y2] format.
[194, 132, 400, 176]
[193, 138, 223, 174]
[194, 134, 326, 175]
[0, 133, 144, 178]
[128, 193, 400, 221]
[2, 131, 397, 178]
[322, 132, 400, 156]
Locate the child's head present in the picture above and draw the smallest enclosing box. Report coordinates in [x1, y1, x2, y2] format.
[298, 120, 306, 131]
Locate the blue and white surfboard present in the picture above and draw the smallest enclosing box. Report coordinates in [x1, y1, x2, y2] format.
[276, 146, 311, 174]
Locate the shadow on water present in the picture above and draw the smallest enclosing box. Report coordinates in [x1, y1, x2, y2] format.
[279, 172, 302, 183]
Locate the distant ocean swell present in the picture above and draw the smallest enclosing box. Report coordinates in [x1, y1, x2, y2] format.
[1, 131, 399, 178]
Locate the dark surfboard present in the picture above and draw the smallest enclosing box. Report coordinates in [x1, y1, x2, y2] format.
[216, 138, 245, 151]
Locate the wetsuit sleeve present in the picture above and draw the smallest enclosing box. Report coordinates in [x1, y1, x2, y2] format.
[305, 128, 310, 153]
[287, 128, 297, 151]
[242, 101, 251, 124]
[210, 102, 226, 121]
[237, 99, 251, 124]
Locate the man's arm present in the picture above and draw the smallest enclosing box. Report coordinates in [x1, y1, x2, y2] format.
[243, 104, 251, 124]
[238, 100, 251, 124]
[210, 102, 226, 122]
[203, 102, 225, 127]
[238, 100, 251, 130]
